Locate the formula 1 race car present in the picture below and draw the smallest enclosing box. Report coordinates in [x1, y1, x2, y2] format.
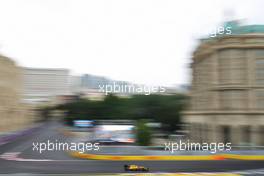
[124, 164, 149, 172]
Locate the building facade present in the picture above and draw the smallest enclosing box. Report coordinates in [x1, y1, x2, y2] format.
[183, 22, 264, 146]
[22, 68, 70, 104]
[0, 55, 34, 133]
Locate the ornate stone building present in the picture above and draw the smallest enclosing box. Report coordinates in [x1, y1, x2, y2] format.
[183, 21, 264, 146]
[0, 54, 34, 133]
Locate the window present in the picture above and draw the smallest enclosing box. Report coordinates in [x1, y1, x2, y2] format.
[255, 50, 264, 57]
[219, 50, 231, 84]
[220, 90, 246, 110]
[255, 90, 264, 109]
[241, 126, 251, 144]
[255, 58, 264, 85]
[219, 49, 246, 84]
[194, 58, 212, 88]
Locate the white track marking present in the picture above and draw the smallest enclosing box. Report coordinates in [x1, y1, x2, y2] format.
[0, 152, 52, 161]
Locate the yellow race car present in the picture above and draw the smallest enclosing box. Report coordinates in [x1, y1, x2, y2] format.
[124, 164, 149, 171]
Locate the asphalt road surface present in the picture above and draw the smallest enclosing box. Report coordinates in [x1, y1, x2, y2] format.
[0, 121, 264, 174]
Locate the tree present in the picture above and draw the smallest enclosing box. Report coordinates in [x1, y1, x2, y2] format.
[54, 93, 188, 134]
[136, 119, 151, 146]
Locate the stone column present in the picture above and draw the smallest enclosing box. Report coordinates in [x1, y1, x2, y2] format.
[247, 50, 256, 110]
[186, 123, 193, 141]
[211, 53, 220, 109]
[210, 124, 221, 143]
[251, 126, 261, 146]
[192, 123, 201, 143]
[207, 124, 214, 143]
[201, 124, 208, 142]
[231, 125, 242, 146]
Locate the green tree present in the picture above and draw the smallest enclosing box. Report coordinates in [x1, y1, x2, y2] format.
[136, 119, 151, 146]
[55, 93, 188, 134]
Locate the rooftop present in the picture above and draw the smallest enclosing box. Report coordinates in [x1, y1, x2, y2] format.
[202, 20, 264, 41]
[225, 20, 264, 35]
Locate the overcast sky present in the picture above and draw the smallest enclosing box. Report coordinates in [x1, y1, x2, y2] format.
[0, 0, 263, 86]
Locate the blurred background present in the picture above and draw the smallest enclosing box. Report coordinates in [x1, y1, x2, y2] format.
[1, 20, 264, 152]
[0, 0, 264, 174]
